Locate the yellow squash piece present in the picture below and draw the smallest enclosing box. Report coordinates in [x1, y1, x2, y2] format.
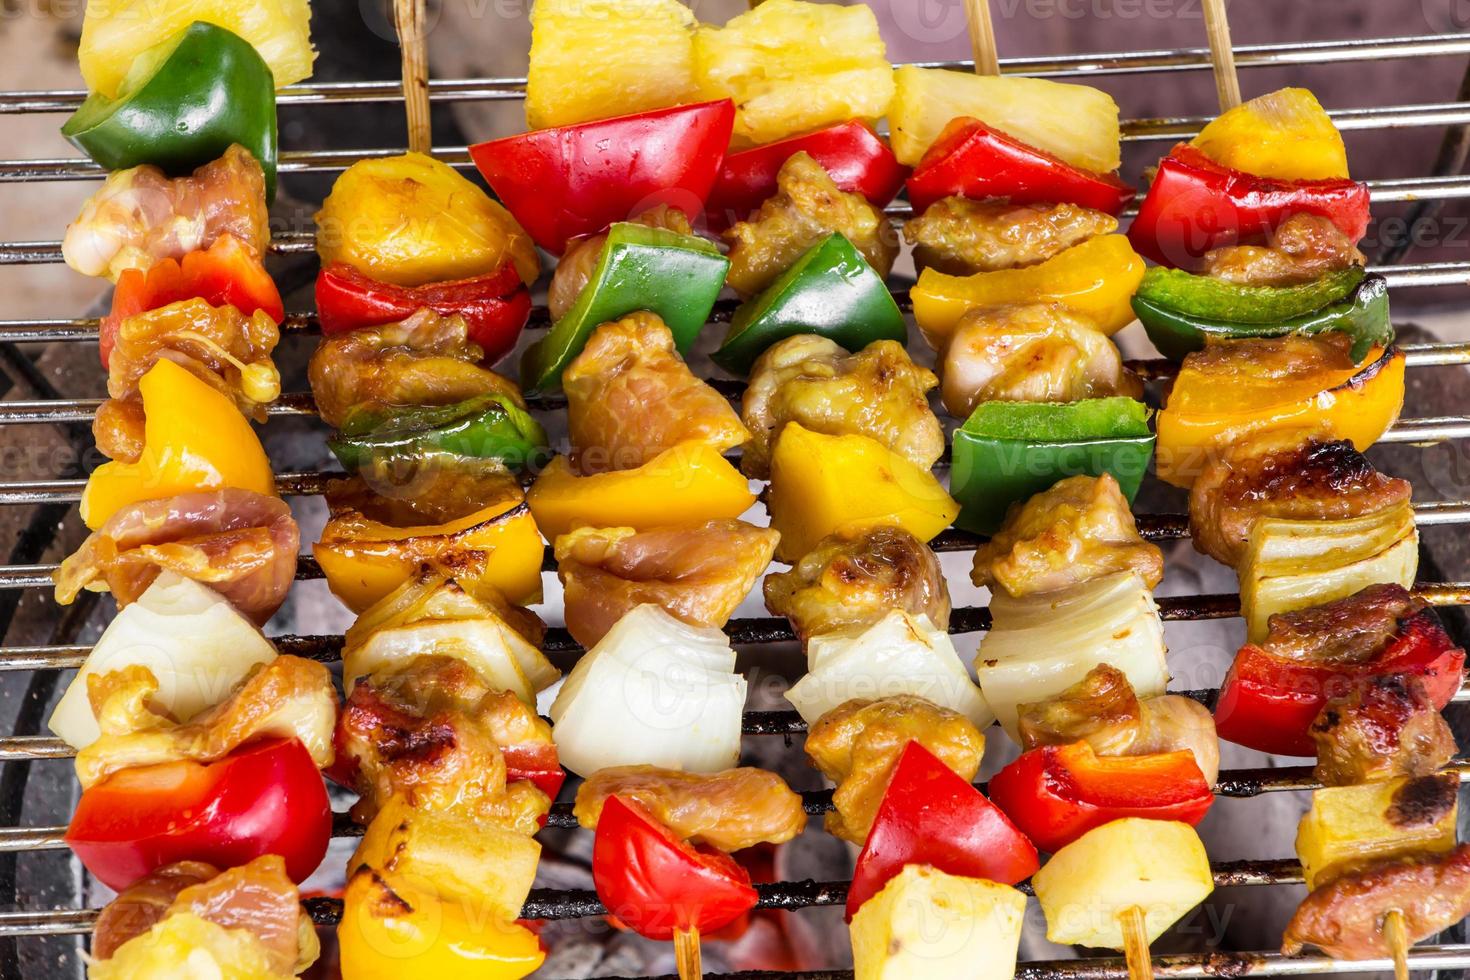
[911, 234, 1145, 350]
[1297, 773, 1459, 891]
[526, 0, 698, 130]
[314, 491, 545, 613]
[1191, 87, 1349, 181]
[526, 440, 757, 541]
[80, 359, 275, 530]
[850, 865, 1025, 980]
[1033, 818, 1213, 950]
[338, 868, 544, 980]
[79, 0, 315, 98]
[1156, 342, 1405, 488]
[767, 423, 958, 563]
[315, 152, 539, 288]
[889, 65, 1122, 171]
[693, 0, 894, 147]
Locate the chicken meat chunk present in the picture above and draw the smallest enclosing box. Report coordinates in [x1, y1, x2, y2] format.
[574, 764, 807, 852]
[805, 694, 985, 844]
[739, 335, 943, 479]
[972, 474, 1164, 598]
[549, 205, 692, 320]
[724, 151, 897, 296]
[556, 520, 779, 647]
[1190, 428, 1412, 567]
[1199, 213, 1366, 287]
[903, 196, 1118, 276]
[764, 524, 950, 645]
[1311, 673, 1458, 787]
[939, 302, 1142, 418]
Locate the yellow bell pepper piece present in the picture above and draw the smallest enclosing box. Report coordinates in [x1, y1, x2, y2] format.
[315, 152, 540, 288]
[338, 868, 545, 979]
[1156, 342, 1405, 488]
[526, 440, 757, 541]
[80, 359, 275, 530]
[1191, 87, 1349, 181]
[767, 422, 958, 563]
[911, 234, 1145, 350]
[314, 491, 544, 613]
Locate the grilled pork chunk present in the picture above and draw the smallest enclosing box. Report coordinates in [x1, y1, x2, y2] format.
[1311, 672, 1458, 787]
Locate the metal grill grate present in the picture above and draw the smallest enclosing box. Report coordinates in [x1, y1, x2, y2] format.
[3, 11, 1470, 980]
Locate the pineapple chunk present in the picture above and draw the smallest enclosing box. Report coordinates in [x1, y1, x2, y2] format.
[1033, 818, 1213, 950]
[694, 0, 894, 147]
[1191, 88, 1349, 181]
[526, 0, 699, 130]
[851, 865, 1025, 980]
[1296, 773, 1458, 891]
[889, 66, 1120, 172]
[767, 423, 959, 563]
[79, 0, 315, 98]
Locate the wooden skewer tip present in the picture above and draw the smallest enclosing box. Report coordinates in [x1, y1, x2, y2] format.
[964, 0, 1001, 77]
[1120, 905, 1155, 980]
[1385, 908, 1411, 980]
[674, 925, 704, 980]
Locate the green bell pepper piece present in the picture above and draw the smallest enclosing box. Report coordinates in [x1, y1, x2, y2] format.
[950, 398, 1155, 535]
[329, 394, 549, 474]
[1136, 272, 1392, 363]
[1135, 264, 1364, 323]
[712, 233, 905, 376]
[520, 222, 730, 393]
[62, 22, 278, 201]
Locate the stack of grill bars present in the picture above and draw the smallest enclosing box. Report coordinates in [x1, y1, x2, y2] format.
[2, 24, 1470, 980]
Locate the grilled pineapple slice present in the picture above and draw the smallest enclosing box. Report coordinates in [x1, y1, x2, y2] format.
[1297, 774, 1459, 891]
[526, 0, 699, 130]
[889, 66, 1120, 172]
[79, 0, 315, 98]
[1033, 818, 1213, 950]
[694, 0, 894, 147]
[1191, 87, 1349, 181]
[851, 865, 1025, 980]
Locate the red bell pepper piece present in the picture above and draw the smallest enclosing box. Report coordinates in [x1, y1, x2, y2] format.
[500, 741, 566, 802]
[65, 737, 331, 892]
[845, 741, 1038, 920]
[591, 794, 758, 941]
[703, 120, 908, 230]
[987, 742, 1213, 854]
[469, 100, 737, 255]
[314, 261, 531, 364]
[1128, 143, 1370, 269]
[100, 233, 284, 368]
[1215, 607, 1466, 757]
[906, 116, 1135, 216]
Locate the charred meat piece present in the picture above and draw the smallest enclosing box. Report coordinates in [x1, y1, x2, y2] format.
[903, 196, 1118, 276]
[574, 764, 807, 852]
[75, 656, 337, 789]
[972, 474, 1164, 598]
[556, 520, 778, 647]
[724, 151, 898, 296]
[1312, 673, 1458, 787]
[1260, 583, 1427, 667]
[54, 490, 299, 625]
[740, 335, 943, 480]
[549, 205, 692, 320]
[308, 308, 525, 430]
[1190, 428, 1412, 567]
[563, 312, 749, 474]
[1200, 213, 1366, 287]
[939, 302, 1142, 418]
[1284, 843, 1470, 959]
[764, 524, 950, 645]
[333, 655, 553, 832]
[98, 299, 281, 460]
[62, 144, 270, 281]
[1016, 664, 1220, 785]
[805, 694, 985, 844]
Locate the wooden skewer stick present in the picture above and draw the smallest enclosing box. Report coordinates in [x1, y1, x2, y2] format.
[1200, 0, 1241, 111]
[1119, 905, 1154, 980]
[964, 0, 1001, 77]
[674, 925, 703, 980]
[394, 0, 432, 154]
[1385, 908, 1411, 980]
